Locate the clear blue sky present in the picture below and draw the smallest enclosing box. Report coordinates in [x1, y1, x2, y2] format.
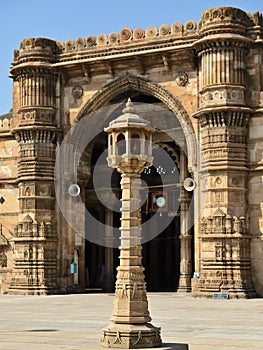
[1, 0, 262, 115]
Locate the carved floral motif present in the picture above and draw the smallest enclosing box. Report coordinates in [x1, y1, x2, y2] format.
[72, 85, 84, 100]
[175, 71, 188, 86]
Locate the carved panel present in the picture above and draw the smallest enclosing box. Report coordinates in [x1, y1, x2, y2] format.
[199, 88, 245, 108]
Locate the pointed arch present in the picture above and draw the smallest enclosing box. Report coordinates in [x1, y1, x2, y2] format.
[75, 73, 197, 169]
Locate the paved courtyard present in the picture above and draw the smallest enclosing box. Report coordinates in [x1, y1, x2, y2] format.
[0, 293, 262, 350]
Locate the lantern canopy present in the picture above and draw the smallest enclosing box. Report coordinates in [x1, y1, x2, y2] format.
[104, 99, 155, 170]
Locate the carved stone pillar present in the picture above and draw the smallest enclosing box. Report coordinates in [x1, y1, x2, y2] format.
[104, 209, 115, 292]
[111, 173, 151, 323]
[9, 39, 60, 295]
[178, 150, 192, 292]
[101, 100, 162, 348]
[102, 172, 161, 348]
[192, 8, 256, 298]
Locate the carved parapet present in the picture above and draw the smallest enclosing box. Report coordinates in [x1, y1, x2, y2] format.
[198, 7, 254, 34]
[38, 21, 198, 56]
[16, 38, 58, 59]
[13, 20, 198, 62]
[14, 9, 262, 63]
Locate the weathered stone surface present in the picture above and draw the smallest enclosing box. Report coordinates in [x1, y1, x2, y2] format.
[0, 6, 262, 297]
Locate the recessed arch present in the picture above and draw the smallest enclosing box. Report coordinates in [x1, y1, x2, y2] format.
[74, 73, 197, 170]
[158, 142, 180, 169]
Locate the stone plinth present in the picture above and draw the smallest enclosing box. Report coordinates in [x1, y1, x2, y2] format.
[101, 323, 161, 348]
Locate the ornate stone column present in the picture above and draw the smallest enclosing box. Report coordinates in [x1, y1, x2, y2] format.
[104, 209, 115, 292]
[9, 38, 60, 295]
[101, 100, 162, 348]
[193, 8, 256, 298]
[178, 150, 192, 292]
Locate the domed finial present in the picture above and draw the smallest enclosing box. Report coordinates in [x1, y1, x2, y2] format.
[122, 98, 135, 114]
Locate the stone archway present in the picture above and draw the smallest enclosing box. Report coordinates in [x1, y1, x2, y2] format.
[75, 74, 197, 292]
[75, 73, 197, 172]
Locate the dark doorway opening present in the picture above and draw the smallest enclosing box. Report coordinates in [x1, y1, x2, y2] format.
[84, 142, 182, 292]
[142, 215, 180, 292]
[81, 95, 185, 292]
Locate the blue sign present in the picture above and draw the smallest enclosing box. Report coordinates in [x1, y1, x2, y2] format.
[70, 262, 77, 274]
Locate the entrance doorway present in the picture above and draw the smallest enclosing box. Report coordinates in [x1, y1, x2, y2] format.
[80, 94, 191, 292]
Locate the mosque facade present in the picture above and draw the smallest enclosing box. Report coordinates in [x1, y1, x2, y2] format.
[0, 7, 263, 298]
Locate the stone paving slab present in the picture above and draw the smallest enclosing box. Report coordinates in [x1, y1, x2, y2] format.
[0, 293, 262, 349]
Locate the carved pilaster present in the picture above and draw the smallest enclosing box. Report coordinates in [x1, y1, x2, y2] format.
[193, 9, 256, 298]
[178, 150, 192, 292]
[192, 108, 256, 297]
[9, 42, 59, 295]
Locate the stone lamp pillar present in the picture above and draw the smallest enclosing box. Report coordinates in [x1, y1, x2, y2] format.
[101, 99, 162, 348]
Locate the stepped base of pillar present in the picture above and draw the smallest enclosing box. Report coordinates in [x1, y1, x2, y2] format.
[177, 276, 192, 293]
[101, 323, 162, 348]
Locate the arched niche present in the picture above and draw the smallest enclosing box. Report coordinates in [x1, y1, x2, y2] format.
[74, 73, 197, 172]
